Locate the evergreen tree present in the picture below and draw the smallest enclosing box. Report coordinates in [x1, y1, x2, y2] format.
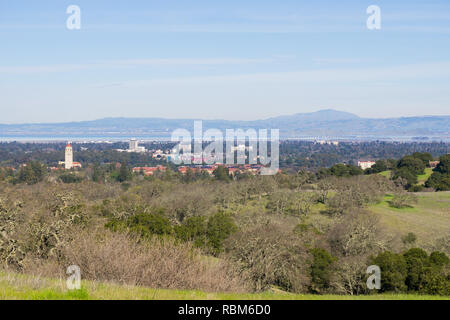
[118, 161, 131, 182]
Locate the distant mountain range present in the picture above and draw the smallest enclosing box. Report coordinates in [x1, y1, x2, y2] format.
[0, 109, 449, 141]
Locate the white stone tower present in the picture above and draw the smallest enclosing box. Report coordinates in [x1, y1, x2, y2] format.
[65, 143, 73, 169]
[129, 139, 138, 151]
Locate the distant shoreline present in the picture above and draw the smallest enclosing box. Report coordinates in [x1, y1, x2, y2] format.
[0, 136, 449, 143]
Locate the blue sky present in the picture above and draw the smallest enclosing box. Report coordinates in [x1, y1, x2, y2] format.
[0, 0, 449, 123]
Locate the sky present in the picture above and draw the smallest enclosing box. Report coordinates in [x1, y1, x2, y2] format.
[0, 0, 449, 123]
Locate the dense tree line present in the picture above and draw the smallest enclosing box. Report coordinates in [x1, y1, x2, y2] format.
[0, 141, 448, 170]
[425, 154, 450, 191]
[371, 248, 449, 295]
[280, 141, 448, 170]
[0, 141, 174, 167]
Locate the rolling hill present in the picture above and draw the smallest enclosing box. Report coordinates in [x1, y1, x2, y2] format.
[0, 110, 448, 140]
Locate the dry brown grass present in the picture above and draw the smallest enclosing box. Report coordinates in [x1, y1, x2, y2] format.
[23, 228, 246, 293]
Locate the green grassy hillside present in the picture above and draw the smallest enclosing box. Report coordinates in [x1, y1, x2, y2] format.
[369, 192, 450, 243]
[1, 272, 447, 300]
[417, 168, 434, 185]
[378, 168, 434, 186]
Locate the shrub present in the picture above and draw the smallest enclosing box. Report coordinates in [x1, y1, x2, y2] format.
[425, 172, 450, 191]
[389, 193, 418, 208]
[117, 161, 131, 182]
[324, 175, 390, 215]
[213, 166, 231, 182]
[435, 154, 450, 174]
[309, 248, 337, 293]
[403, 248, 450, 294]
[392, 168, 418, 189]
[225, 224, 310, 293]
[206, 212, 237, 255]
[14, 161, 46, 185]
[129, 212, 173, 236]
[411, 152, 433, 167]
[370, 249, 450, 295]
[329, 164, 363, 177]
[402, 232, 417, 246]
[34, 229, 247, 293]
[106, 210, 236, 255]
[403, 248, 430, 291]
[365, 160, 388, 174]
[0, 199, 26, 270]
[174, 216, 207, 248]
[408, 185, 423, 192]
[370, 251, 407, 293]
[328, 211, 384, 257]
[420, 269, 450, 295]
[430, 251, 450, 267]
[59, 173, 83, 184]
[325, 192, 356, 215]
[330, 256, 368, 295]
[397, 156, 425, 175]
[106, 210, 173, 238]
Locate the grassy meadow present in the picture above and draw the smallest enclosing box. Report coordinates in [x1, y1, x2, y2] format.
[417, 168, 434, 185]
[1, 272, 448, 300]
[369, 192, 450, 244]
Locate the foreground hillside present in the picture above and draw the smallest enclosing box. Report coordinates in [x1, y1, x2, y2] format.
[369, 192, 450, 247]
[1, 272, 448, 300]
[1, 166, 449, 298]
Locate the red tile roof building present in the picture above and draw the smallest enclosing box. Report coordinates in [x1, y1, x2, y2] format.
[132, 166, 167, 176]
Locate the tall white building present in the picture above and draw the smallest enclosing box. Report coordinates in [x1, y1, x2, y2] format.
[128, 139, 146, 153]
[129, 139, 139, 151]
[115, 139, 147, 153]
[65, 143, 73, 169]
[58, 142, 82, 169]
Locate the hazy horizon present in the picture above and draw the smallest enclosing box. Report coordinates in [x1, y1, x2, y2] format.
[1, 108, 450, 125]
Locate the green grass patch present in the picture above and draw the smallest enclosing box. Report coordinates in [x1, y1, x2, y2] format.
[378, 170, 391, 178]
[0, 272, 448, 300]
[417, 168, 433, 185]
[369, 192, 450, 242]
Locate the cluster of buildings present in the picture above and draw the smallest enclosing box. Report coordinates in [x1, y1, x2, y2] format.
[132, 164, 270, 177]
[315, 140, 339, 146]
[152, 149, 170, 160]
[116, 139, 174, 160]
[52, 140, 270, 176]
[132, 165, 167, 176]
[116, 139, 265, 164]
[358, 160, 441, 170]
[169, 144, 260, 164]
[177, 164, 265, 176]
[117, 139, 147, 153]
